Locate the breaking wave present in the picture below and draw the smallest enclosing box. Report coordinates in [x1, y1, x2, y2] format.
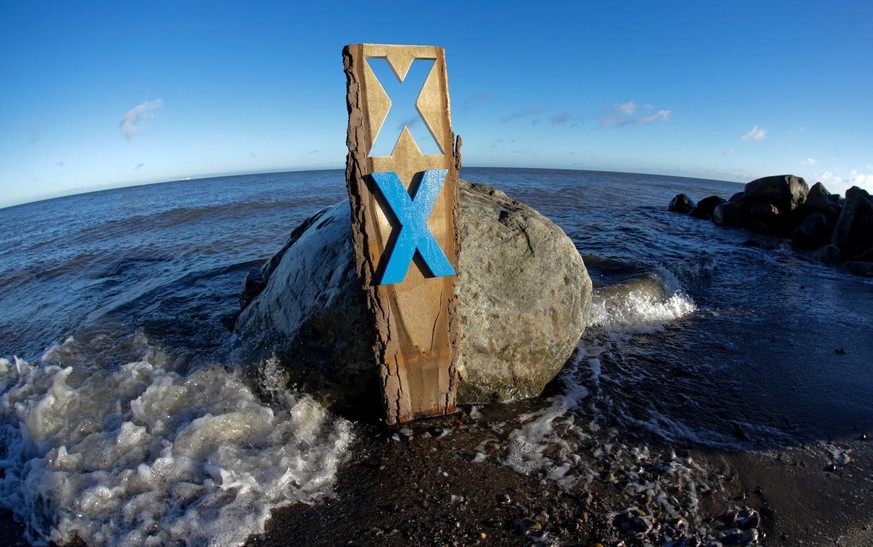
[0, 335, 352, 546]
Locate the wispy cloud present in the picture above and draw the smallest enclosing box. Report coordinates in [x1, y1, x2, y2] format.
[120, 99, 163, 140]
[501, 106, 540, 123]
[461, 91, 493, 113]
[741, 125, 766, 141]
[600, 101, 670, 128]
[724, 149, 735, 158]
[616, 101, 637, 115]
[802, 158, 816, 166]
[549, 112, 570, 124]
[640, 110, 670, 124]
[398, 116, 420, 130]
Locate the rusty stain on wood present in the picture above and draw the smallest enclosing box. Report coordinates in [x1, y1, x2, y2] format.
[343, 43, 460, 424]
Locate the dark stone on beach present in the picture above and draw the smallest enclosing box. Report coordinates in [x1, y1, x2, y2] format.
[234, 180, 593, 415]
[792, 212, 831, 250]
[690, 196, 726, 220]
[846, 261, 873, 277]
[668, 194, 696, 214]
[747, 202, 782, 232]
[854, 245, 873, 262]
[799, 182, 841, 223]
[811, 244, 842, 265]
[746, 221, 772, 235]
[663, 176, 873, 278]
[832, 186, 872, 251]
[713, 201, 745, 228]
[744, 174, 809, 215]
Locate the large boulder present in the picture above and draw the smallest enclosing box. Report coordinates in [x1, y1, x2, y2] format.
[792, 212, 831, 250]
[713, 201, 745, 228]
[234, 181, 592, 416]
[832, 186, 873, 254]
[690, 195, 725, 220]
[744, 174, 809, 214]
[799, 181, 841, 223]
[747, 201, 782, 230]
[668, 193, 696, 214]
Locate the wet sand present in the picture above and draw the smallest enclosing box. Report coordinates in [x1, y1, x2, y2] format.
[695, 439, 873, 545]
[2, 405, 871, 545]
[248, 406, 873, 547]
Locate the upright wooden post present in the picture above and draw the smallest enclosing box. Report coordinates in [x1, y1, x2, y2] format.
[343, 44, 460, 424]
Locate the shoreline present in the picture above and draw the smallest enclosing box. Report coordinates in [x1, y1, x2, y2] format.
[247, 404, 873, 546]
[2, 404, 872, 545]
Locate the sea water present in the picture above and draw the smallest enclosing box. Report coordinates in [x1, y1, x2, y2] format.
[1, 168, 872, 544]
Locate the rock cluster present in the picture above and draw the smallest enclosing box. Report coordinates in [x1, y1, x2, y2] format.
[234, 180, 592, 416]
[669, 175, 873, 275]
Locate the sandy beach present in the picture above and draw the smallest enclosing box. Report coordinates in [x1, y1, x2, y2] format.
[2, 398, 871, 545]
[247, 403, 873, 546]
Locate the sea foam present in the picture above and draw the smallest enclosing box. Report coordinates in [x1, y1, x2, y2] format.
[0, 335, 352, 546]
[588, 276, 697, 332]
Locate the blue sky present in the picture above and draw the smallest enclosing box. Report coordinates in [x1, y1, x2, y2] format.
[2, 1, 872, 206]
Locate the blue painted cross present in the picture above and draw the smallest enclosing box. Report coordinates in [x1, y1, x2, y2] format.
[371, 169, 456, 285]
[366, 57, 442, 157]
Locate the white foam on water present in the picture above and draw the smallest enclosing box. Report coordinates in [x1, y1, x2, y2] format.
[0, 336, 353, 546]
[826, 443, 852, 467]
[504, 349, 591, 488]
[588, 289, 697, 332]
[497, 275, 721, 540]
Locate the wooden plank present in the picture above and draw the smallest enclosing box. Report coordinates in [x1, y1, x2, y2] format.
[343, 43, 460, 424]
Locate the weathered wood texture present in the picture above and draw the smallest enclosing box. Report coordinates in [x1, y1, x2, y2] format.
[343, 44, 460, 424]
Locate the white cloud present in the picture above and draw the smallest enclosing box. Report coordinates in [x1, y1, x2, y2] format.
[119, 99, 163, 140]
[816, 170, 873, 196]
[640, 109, 670, 124]
[616, 101, 637, 115]
[601, 101, 670, 128]
[741, 125, 766, 141]
[802, 158, 816, 166]
[724, 148, 735, 158]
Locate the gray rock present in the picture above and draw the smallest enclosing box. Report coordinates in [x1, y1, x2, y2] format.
[234, 180, 592, 415]
[713, 201, 745, 228]
[668, 193, 696, 214]
[455, 183, 591, 403]
[744, 174, 809, 214]
[690, 195, 725, 220]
